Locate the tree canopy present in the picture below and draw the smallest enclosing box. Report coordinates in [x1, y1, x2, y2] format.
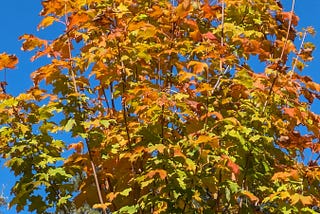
[0, 0, 320, 213]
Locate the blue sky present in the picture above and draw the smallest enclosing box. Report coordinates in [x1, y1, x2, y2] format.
[0, 1, 319, 213]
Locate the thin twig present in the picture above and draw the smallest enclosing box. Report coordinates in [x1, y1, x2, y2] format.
[291, 29, 307, 76]
[64, 3, 78, 94]
[212, 65, 229, 94]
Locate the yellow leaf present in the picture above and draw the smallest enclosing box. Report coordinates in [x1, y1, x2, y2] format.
[106, 192, 119, 201]
[178, 70, 196, 82]
[290, 193, 313, 205]
[193, 135, 219, 148]
[38, 16, 56, 30]
[116, 3, 129, 18]
[280, 191, 290, 199]
[193, 190, 202, 202]
[93, 203, 111, 210]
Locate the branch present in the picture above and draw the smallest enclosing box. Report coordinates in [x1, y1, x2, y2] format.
[262, 0, 296, 113]
[219, 0, 225, 74]
[63, 2, 106, 213]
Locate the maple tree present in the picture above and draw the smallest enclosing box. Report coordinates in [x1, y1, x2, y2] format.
[1, 0, 320, 213]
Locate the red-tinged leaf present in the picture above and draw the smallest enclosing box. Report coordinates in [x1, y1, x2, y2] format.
[202, 32, 218, 41]
[227, 159, 240, 175]
[201, 4, 221, 19]
[173, 148, 186, 158]
[278, 11, 299, 26]
[185, 99, 202, 112]
[283, 107, 296, 118]
[222, 155, 240, 175]
[0, 53, 18, 70]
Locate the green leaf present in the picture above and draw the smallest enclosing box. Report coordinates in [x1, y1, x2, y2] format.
[120, 188, 132, 197]
[116, 205, 139, 214]
[64, 118, 76, 132]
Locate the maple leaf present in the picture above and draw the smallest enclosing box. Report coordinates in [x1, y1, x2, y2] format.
[2, 0, 320, 213]
[68, 13, 90, 30]
[37, 16, 56, 30]
[222, 155, 240, 176]
[146, 169, 167, 180]
[176, 0, 191, 18]
[290, 194, 313, 206]
[0, 53, 18, 70]
[68, 141, 84, 153]
[242, 190, 259, 203]
[19, 34, 48, 51]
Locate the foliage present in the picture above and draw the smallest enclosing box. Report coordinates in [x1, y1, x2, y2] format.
[0, 0, 320, 213]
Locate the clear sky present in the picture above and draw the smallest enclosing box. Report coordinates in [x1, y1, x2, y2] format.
[0, 1, 319, 213]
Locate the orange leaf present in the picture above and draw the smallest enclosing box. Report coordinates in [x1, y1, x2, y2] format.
[190, 30, 202, 42]
[147, 169, 167, 180]
[149, 5, 163, 18]
[201, 4, 220, 19]
[0, 53, 18, 70]
[307, 82, 320, 92]
[187, 61, 208, 74]
[271, 170, 299, 181]
[242, 190, 259, 202]
[176, 0, 191, 18]
[279, 11, 299, 26]
[290, 193, 313, 205]
[68, 141, 84, 153]
[19, 34, 48, 51]
[68, 13, 90, 30]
